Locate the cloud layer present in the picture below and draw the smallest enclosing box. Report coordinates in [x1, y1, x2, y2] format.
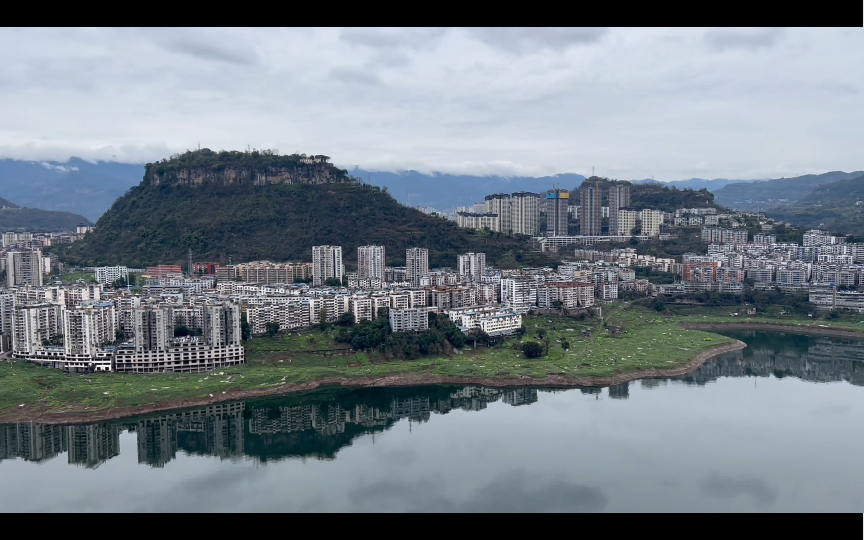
[0, 27, 860, 180]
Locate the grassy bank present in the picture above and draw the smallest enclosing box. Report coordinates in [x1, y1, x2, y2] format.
[0, 305, 735, 417]
[671, 305, 864, 333]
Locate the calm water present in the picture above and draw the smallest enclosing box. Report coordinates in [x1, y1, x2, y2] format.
[2, 330, 864, 512]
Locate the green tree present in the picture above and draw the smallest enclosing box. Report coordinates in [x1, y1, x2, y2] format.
[521, 341, 544, 359]
[337, 312, 355, 326]
[240, 313, 251, 341]
[318, 307, 330, 331]
[324, 277, 343, 287]
[265, 322, 280, 336]
[561, 339, 570, 351]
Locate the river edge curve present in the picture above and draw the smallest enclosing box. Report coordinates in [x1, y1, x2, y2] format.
[0, 340, 747, 425]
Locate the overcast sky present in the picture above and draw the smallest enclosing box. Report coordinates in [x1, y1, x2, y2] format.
[0, 27, 861, 180]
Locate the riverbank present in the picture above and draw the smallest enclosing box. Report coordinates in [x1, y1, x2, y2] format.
[0, 306, 742, 422]
[0, 339, 747, 425]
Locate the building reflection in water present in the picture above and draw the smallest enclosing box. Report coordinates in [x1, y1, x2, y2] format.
[2, 331, 863, 469]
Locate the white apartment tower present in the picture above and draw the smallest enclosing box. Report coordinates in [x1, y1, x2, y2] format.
[133, 304, 174, 353]
[484, 194, 512, 234]
[458, 252, 486, 282]
[202, 302, 242, 347]
[312, 245, 343, 287]
[63, 303, 117, 358]
[7, 249, 43, 287]
[357, 245, 386, 282]
[406, 248, 429, 288]
[608, 184, 631, 237]
[511, 192, 540, 236]
[640, 209, 664, 237]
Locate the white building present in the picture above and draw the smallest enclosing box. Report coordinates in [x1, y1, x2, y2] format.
[389, 308, 431, 333]
[511, 192, 540, 236]
[484, 194, 512, 234]
[357, 246, 386, 283]
[500, 278, 537, 314]
[7, 249, 43, 287]
[406, 248, 429, 288]
[94, 266, 129, 286]
[640, 209, 664, 237]
[615, 209, 639, 236]
[312, 245, 343, 287]
[458, 252, 486, 282]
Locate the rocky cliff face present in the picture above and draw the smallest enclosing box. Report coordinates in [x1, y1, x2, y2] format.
[145, 162, 353, 187]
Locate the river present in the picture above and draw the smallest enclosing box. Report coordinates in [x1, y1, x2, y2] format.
[1, 330, 863, 512]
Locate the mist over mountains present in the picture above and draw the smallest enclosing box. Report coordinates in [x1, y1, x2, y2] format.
[0, 158, 142, 221]
[0, 157, 860, 232]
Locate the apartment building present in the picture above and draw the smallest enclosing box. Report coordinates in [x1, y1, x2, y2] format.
[484, 194, 512, 234]
[388, 308, 431, 333]
[545, 189, 570, 236]
[578, 182, 602, 236]
[500, 278, 537, 314]
[94, 266, 129, 286]
[7, 249, 43, 287]
[640, 209, 664, 237]
[608, 184, 631, 237]
[458, 252, 486, 282]
[312, 245, 343, 287]
[406, 248, 429, 288]
[357, 246, 386, 282]
[511, 192, 540, 236]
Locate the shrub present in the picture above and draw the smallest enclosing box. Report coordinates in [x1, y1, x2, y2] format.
[521, 341, 544, 359]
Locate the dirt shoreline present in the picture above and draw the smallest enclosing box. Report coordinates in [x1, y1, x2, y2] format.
[681, 321, 864, 339]
[0, 340, 747, 425]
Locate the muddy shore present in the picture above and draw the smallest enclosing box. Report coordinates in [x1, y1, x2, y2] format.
[0, 340, 747, 425]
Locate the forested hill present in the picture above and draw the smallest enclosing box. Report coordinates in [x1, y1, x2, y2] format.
[0, 206, 90, 231]
[569, 177, 723, 212]
[60, 181, 557, 269]
[144, 149, 355, 187]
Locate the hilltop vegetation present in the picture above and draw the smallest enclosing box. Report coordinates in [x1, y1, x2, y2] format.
[765, 174, 864, 236]
[0, 194, 90, 231]
[713, 171, 864, 211]
[569, 177, 722, 212]
[60, 181, 557, 269]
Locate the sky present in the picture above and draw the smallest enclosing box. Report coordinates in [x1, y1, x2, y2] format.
[0, 27, 862, 180]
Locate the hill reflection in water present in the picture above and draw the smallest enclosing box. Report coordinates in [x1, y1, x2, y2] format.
[2, 331, 862, 470]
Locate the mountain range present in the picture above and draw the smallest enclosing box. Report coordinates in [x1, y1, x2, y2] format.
[0, 158, 142, 221]
[62, 150, 558, 269]
[0, 157, 862, 235]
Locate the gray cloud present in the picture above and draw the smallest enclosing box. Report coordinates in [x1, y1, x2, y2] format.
[166, 38, 258, 66]
[329, 67, 383, 86]
[704, 28, 786, 52]
[700, 472, 778, 507]
[466, 27, 607, 54]
[0, 28, 861, 180]
[340, 27, 448, 51]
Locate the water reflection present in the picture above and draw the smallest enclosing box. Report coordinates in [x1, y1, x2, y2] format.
[2, 331, 863, 470]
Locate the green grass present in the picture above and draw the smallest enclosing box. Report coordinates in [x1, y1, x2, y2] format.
[671, 305, 864, 333]
[57, 271, 95, 284]
[0, 304, 737, 416]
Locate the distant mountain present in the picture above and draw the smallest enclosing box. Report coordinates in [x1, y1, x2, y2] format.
[713, 171, 864, 211]
[664, 178, 758, 191]
[765, 174, 864, 236]
[0, 194, 90, 232]
[354, 169, 761, 211]
[352, 168, 586, 211]
[0, 158, 144, 221]
[63, 150, 558, 269]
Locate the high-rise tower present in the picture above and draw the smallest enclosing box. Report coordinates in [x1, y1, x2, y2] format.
[579, 182, 602, 236]
[545, 189, 570, 236]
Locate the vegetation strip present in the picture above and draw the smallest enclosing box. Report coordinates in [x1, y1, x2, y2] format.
[681, 322, 864, 339]
[0, 340, 746, 425]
